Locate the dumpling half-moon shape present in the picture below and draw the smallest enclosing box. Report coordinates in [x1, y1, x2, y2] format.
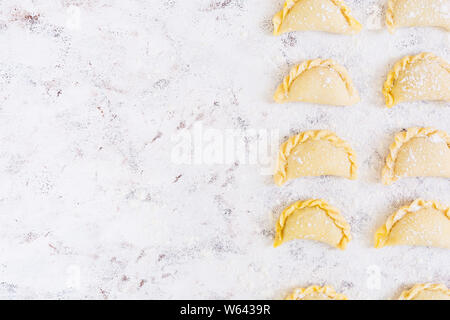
[382, 127, 450, 185]
[286, 285, 348, 300]
[274, 130, 357, 186]
[386, 0, 450, 33]
[382, 53, 450, 108]
[274, 59, 360, 105]
[398, 283, 450, 300]
[375, 199, 450, 249]
[274, 199, 352, 249]
[273, 0, 362, 35]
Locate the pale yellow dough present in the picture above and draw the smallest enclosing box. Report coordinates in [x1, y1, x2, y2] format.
[386, 0, 450, 32]
[398, 283, 450, 300]
[382, 53, 450, 108]
[382, 127, 450, 185]
[274, 59, 360, 106]
[274, 199, 351, 249]
[273, 0, 362, 35]
[375, 199, 450, 249]
[274, 130, 357, 186]
[286, 285, 348, 300]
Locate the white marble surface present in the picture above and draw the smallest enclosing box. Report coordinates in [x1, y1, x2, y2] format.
[0, 0, 448, 299]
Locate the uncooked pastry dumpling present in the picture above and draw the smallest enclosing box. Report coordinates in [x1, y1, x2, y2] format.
[274, 199, 352, 249]
[286, 285, 348, 300]
[274, 59, 360, 105]
[382, 127, 450, 185]
[398, 283, 450, 300]
[375, 199, 450, 249]
[274, 130, 357, 186]
[382, 53, 450, 108]
[386, 0, 450, 32]
[273, 0, 362, 35]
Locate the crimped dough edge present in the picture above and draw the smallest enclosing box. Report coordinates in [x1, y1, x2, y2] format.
[398, 283, 450, 300]
[274, 130, 358, 185]
[381, 127, 450, 185]
[273, 0, 362, 35]
[382, 53, 450, 108]
[274, 199, 352, 250]
[274, 58, 359, 104]
[385, 0, 396, 32]
[374, 199, 450, 248]
[286, 285, 348, 300]
[386, 0, 450, 33]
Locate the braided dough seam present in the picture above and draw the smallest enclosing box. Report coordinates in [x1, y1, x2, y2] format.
[386, 0, 450, 33]
[374, 199, 450, 248]
[382, 53, 450, 108]
[286, 285, 348, 300]
[274, 59, 359, 103]
[381, 127, 450, 185]
[273, 0, 362, 35]
[274, 199, 352, 250]
[385, 0, 396, 32]
[274, 130, 358, 186]
[398, 283, 450, 300]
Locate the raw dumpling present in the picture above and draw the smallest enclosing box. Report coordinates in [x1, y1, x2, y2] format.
[382, 53, 450, 108]
[273, 0, 362, 35]
[274, 199, 352, 249]
[274, 130, 357, 186]
[398, 283, 450, 300]
[286, 285, 348, 300]
[375, 199, 450, 249]
[274, 59, 360, 106]
[386, 0, 450, 32]
[382, 127, 450, 185]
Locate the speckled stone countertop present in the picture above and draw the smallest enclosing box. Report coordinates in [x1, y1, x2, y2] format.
[0, 0, 448, 299]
